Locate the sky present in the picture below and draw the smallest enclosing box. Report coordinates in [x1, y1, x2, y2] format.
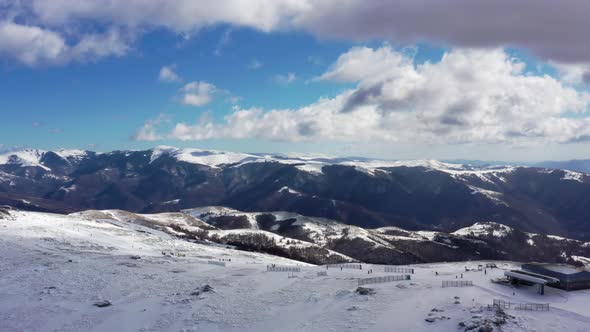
[1, 0, 590, 162]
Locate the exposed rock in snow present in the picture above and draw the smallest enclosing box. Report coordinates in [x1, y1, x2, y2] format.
[355, 287, 376, 295]
[93, 300, 112, 308]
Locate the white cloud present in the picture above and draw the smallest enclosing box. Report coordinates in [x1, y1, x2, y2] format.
[180, 81, 216, 107]
[551, 62, 590, 85]
[6, 1, 590, 66]
[29, 0, 309, 32]
[275, 72, 297, 85]
[70, 28, 130, 61]
[318, 45, 412, 83]
[159, 64, 182, 83]
[132, 116, 166, 141]
[0, 21, 68, 66]
[7, 0, 590, 65]
[0, 20, 130, 66]
[145, 46, 590, 145]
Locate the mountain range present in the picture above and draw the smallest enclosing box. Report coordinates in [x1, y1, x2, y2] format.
[10, 205, 580, 266]
[1, 146, 589, 242]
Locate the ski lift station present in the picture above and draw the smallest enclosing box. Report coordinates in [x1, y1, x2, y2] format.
[505, 263, 590, 294]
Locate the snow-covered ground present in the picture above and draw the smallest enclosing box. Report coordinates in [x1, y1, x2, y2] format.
[1, 210, 590, 332]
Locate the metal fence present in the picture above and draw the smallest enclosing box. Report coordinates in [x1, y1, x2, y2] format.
[267, 265, 301, 272]
[491, 299, 550, 311]
[384, 266, 415, 274]
[442, 280, 473, 288]
[208, 260, 226, 267]
[358, 274, 411, 286]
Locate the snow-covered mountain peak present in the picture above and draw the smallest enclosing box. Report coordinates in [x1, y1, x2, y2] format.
[150, 145, 258, 167]
[144, 146, 520, 175]
[0, 149, 49, 170]
[561, 170, 585, 182]
[452, 221, 514, 238]
[0, 148, 92, 171]
[53, 149, 89, 159]
[1, 146, 522, 176]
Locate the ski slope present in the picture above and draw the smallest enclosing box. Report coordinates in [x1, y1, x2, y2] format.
[1, 210, 589, 331]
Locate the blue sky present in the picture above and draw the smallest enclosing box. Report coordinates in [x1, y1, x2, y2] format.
[1, 1, 590, 161]
[1, 27, 353, 150]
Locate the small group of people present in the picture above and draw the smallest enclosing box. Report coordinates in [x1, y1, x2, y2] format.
[434, 266, 488, 278]
[367, 269, 374, 274]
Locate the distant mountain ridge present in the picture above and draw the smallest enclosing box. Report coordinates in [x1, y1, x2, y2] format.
[534, 159, 590, 174]
[67, 206, 590, 266]
[445, 159, 590, 174]
[1, 147, 590, 241]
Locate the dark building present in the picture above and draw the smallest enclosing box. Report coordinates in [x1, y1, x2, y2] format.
[522, 263, 590, 291]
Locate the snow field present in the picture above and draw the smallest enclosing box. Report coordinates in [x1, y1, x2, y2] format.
[1, 211, 590, 331]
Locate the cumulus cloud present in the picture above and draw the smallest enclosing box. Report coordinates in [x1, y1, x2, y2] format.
[180, 81, 216, 107]
[70, 28, 130, 61]
[551, 62, 590, 85]
[0, 21, 68, 66]
[159, 64, 183, 83]
[0, 20, 130, 66]
[138, 46, 590, 145]
[28, 0, 307, 32]
[5, 1, 590, 66]
[132, 115, 167, 141]
[1, 0, 589, 66]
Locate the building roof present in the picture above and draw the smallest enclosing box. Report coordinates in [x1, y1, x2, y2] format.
[526, 263, 586, 275]
[505, 270, 560, 284]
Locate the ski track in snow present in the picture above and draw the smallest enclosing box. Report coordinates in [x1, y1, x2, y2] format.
[1, 211, 590, 331]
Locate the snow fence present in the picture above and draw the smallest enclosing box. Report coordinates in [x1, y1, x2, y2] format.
[327, 263, 362, 270]
[384, 266, 414, 274]
[441, 280, 473, 288]
[267, 265, 301, 272]
[358, 274, 411, 286]
[491, 299, 550, 311]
